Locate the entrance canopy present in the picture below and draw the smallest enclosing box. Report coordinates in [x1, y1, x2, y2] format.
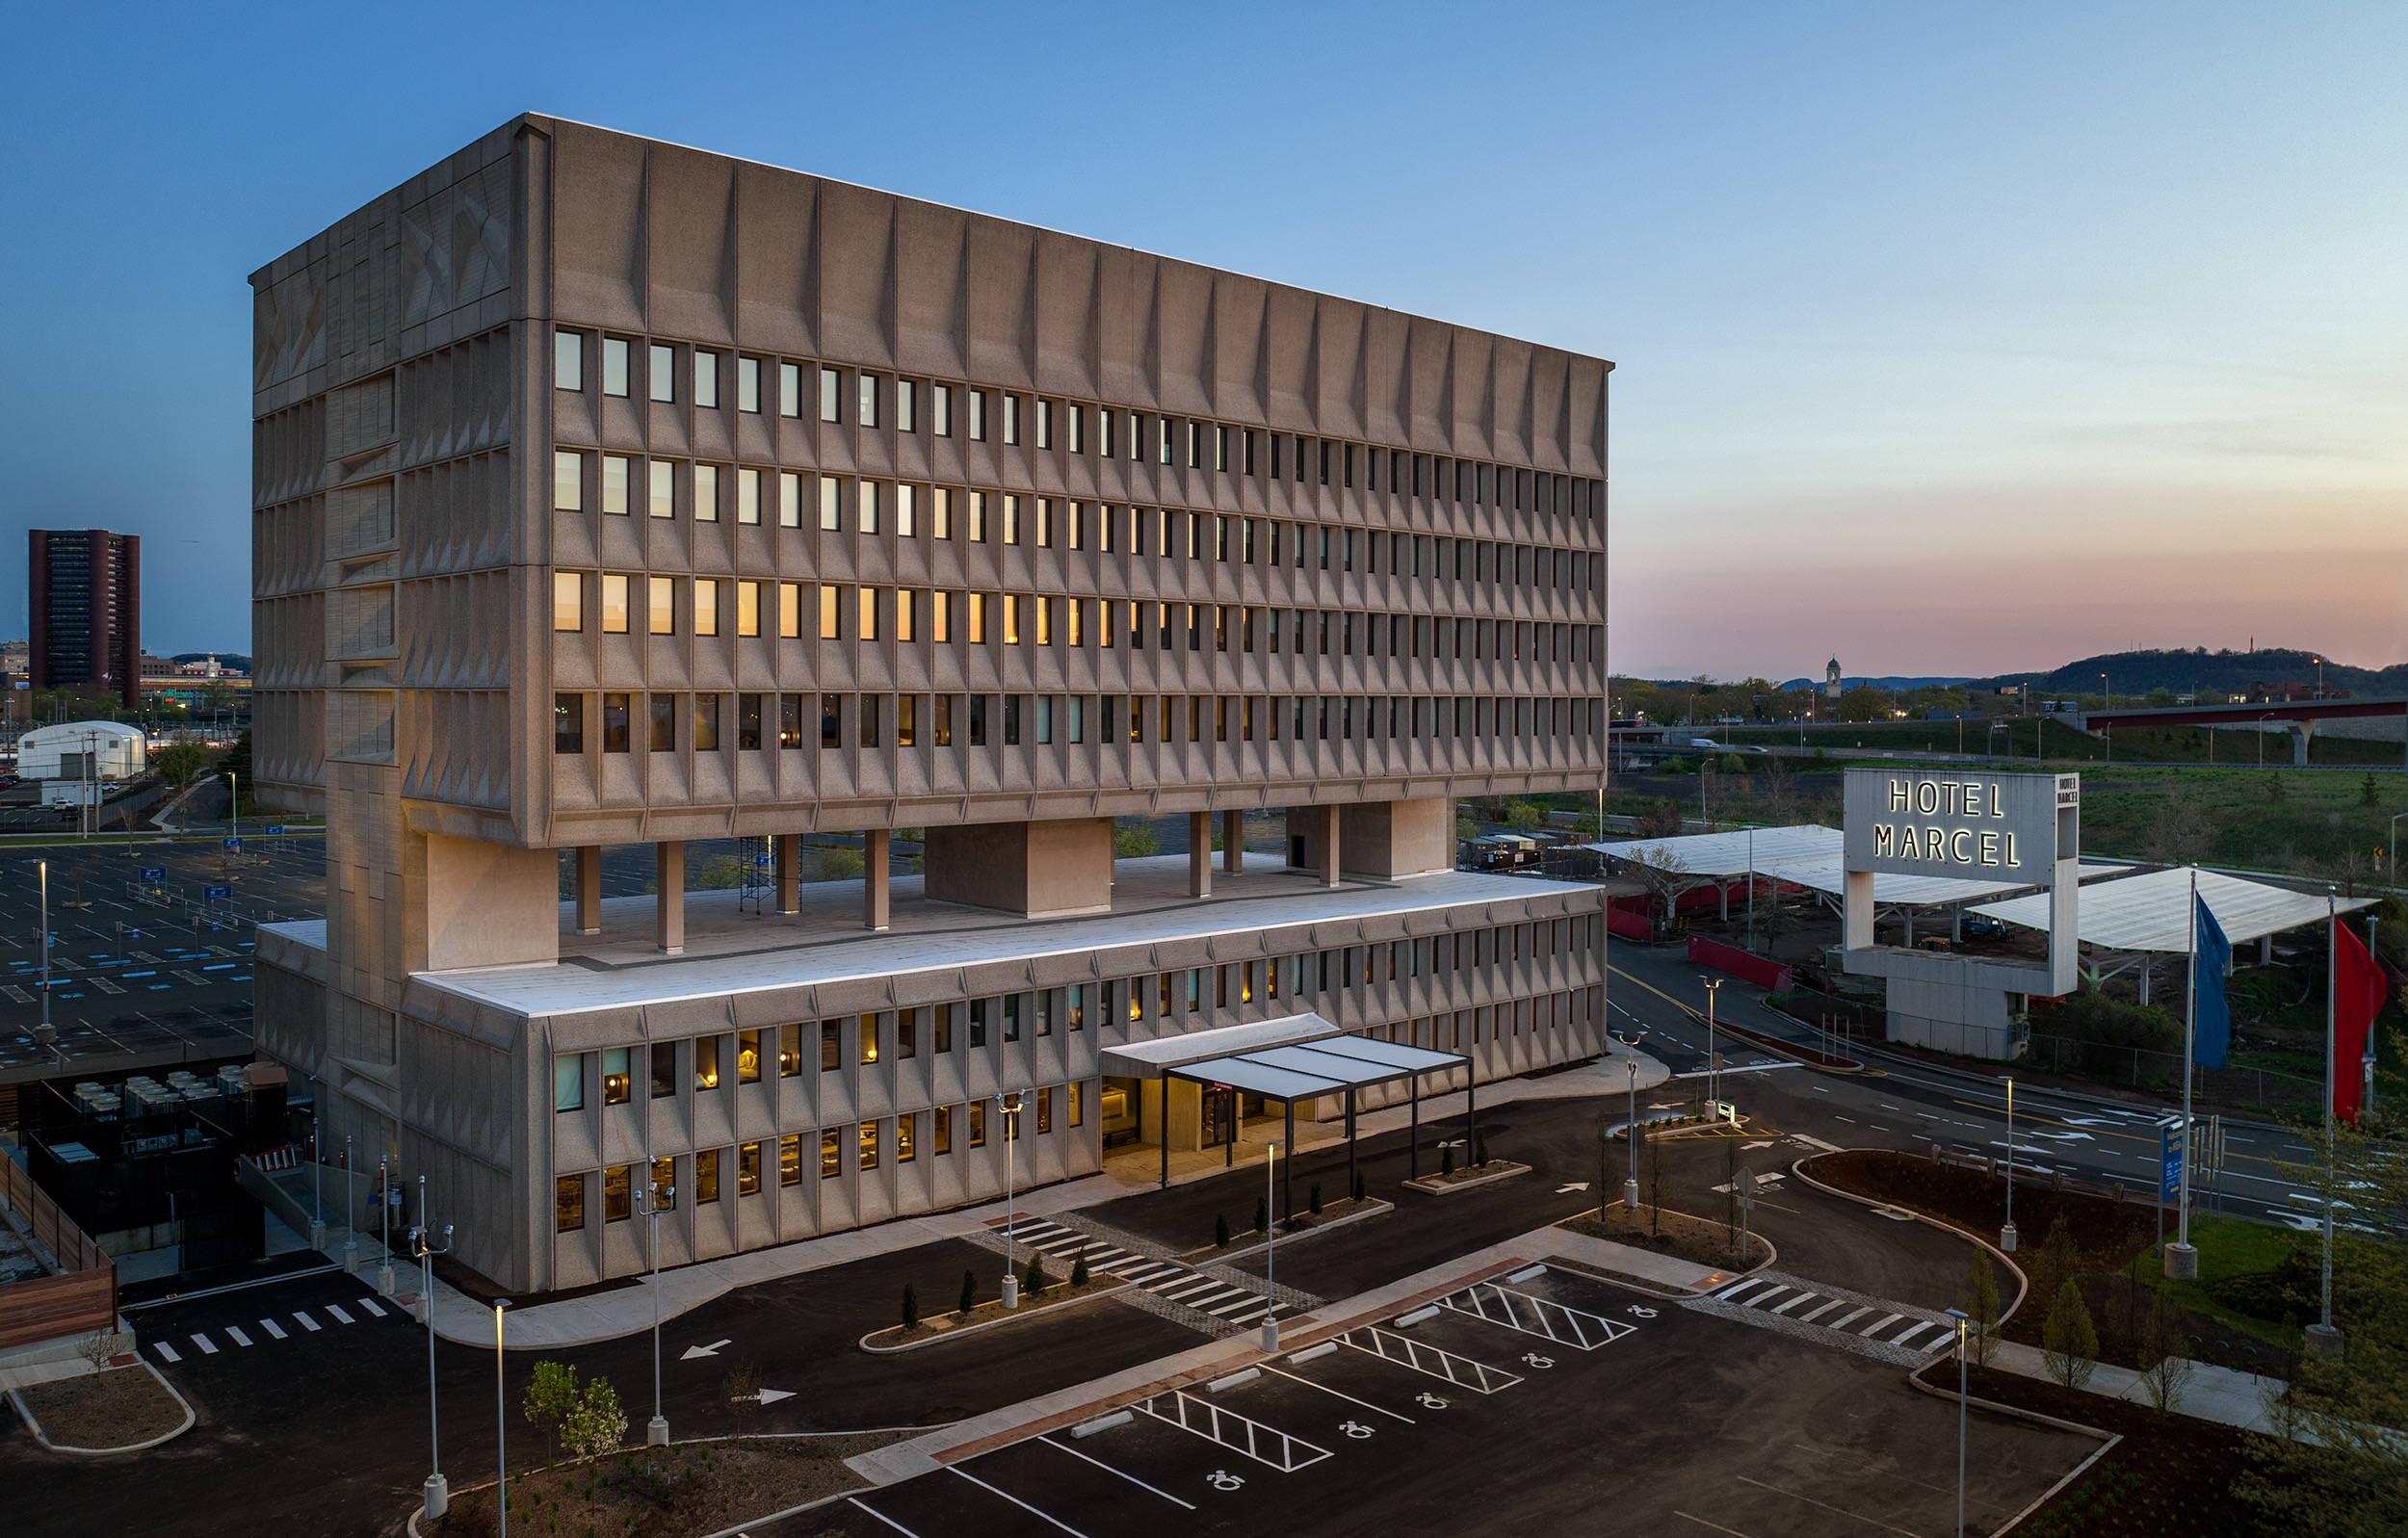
[1968, 866, 2376, 954]
[1594, 824, 2129, 908]
[1101, 1013, 1348, 1079]
[1104, 1011, 1466, 1103]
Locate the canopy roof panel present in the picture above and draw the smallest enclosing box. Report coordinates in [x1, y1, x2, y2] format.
[1968, 867, 2376, 953]
[1595, 825, 2127, 907]
[1760, 854, 2133, 907]
[1107, 1011, 1469, 1101]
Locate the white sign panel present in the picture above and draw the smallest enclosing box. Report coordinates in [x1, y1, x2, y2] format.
[1843, 769, 2074, 879]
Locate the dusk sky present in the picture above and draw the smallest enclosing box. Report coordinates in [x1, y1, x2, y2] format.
[3, 3, 2398, 679]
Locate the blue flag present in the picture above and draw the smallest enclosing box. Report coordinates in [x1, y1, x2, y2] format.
[2193, 894, 2232, 1070]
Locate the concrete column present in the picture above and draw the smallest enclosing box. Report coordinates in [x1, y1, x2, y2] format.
[864, 830, 890, 931]
[1320, 803, 1342, 888]
[575, 847, 601, 935]
[1222, 810, 1243, 873]
[1189, 812, 1213, 899]
[2289, 721, 2313, 766]
[655, 841, 685, 954]
[774, 834, 799, 914]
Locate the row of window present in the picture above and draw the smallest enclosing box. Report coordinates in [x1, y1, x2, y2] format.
[552, 689, 1607, 753]
[550, 454, 1597, 592]
[552, 933, 1600, 1115]
[551, 574, 1598, 667]
[554, 331, 1597, 518]
[553, 1086, 1078, 1232]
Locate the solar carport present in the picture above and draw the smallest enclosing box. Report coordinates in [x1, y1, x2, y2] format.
[1103, 1013, 1468, 1220]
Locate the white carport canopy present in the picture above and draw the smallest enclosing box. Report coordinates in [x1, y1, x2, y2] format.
[1590, 824, 1842, 878]
[1968, 866, 2376, 953]
[1762, 854, 2133, 906]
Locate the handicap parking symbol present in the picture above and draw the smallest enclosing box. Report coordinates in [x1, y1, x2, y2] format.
[1522, 1353, 1556, 1369]
[1340, 1421, 1375, 1439]
[1627, 1305, 1658, 1317]
[1416, 1392, 1450, 1409]
[1207, 1470, 1245, 1492]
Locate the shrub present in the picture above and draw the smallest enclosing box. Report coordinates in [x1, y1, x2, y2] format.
[2042, 1278, 2099, 1391]
[902, 1282, 919, 1330]
[694, 855, 746, 889]
[1474, 1132, 1489, 1167]
[1308, 1184, 1323, 1215]
[1215, 1212, 1230, 1247]
[819, 845, 864, 881]
[1071, 1249, 1090, 1289]
[563, 1376, 630, 1461]
[525, 1360, 580, 1467]
[1024, 1253, 1048, 1299]
[1442, 1143, 1456, 1177]
[958, 1268, 978, 1317]
[1351, 1170, 1365, 1202]
[1968, 1250, 2000, 1365]
[1113, 822, 1161, 859]
[1253, 1194, 1269, 1235]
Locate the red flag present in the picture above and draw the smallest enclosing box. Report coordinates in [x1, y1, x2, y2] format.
[2335, 923, 2385, 1126]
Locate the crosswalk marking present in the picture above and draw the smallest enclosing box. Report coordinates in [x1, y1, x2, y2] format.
[1769, 1292, 1815, 1315]
[1743, 1286, 1792, 1309]
[1799, 1300, 1845, 1323]
[191, 1334, 219, 1354]
[1829, 1306, 1871, 1331]
[224, 1325, 254, 1346]
[1891, 1320, 1935, 1346]
[258, 1318, 287, 1340]
[354, 1297, 388, 1317]
[294, 1311, 322, 1332]
[153, 1342, 182, 1363]
[1203, 1292, 1266, 1317]
[325, 1304, 355, 1324]
[1858, 1313, 1903, 1338]
[1717, 1279, 1768, 1303]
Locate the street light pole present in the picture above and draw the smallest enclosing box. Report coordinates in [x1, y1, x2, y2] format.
[1947, 1307, 1971, 1538]
[494, 1298, 512, 1538]
[639, 1174, 673, 1447]
[1261, 1140, 1283, 1352]
[1699, 977, 1725, 1112]
[1611, 1028, 1649, 1211]
[410, 1178, 453, 1521]
[1999, 1077, 2018, 1252]
[343, 1134, 358, 1273]
[998, 1091, 1023, 1309]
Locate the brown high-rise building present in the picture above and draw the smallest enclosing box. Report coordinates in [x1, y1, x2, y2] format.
[28, 529, 141, 709]
[249, 117, 1611, 1294]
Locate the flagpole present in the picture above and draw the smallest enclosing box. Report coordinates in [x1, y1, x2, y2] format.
[2309, 886, 2339, 1356]
[2168, 868, 2197, 1277]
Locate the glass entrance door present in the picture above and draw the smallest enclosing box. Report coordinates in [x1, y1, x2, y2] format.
[1203, 1087, 1237, 1148]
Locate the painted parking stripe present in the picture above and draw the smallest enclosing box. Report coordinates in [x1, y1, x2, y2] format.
[1261, 1365, 1416, 1425]
[224, 1325, 254, 1346]
[1769, 1292, 1816, 1315]
[294, 1311, 322, 1332]
[949, 1465, 1093, 1537]
[1035, 1434, 1198, 1510]
[325, 1304, 355, 1324]
[848, 1497, 925, 1537]
[258, 1318, 288, 1340]
[354, 1297, 388, 1317]
[1890, 1320, 1935, 1346]
[191, 1334, 220, 1354]
[1798, 1300, 1845, 1323]
[1743, 1287, 1793, 1309]
[1828, 1306, 1871, 1331]
[1858, 1312, 1903, 1337]
[154, 1341, 182, 1363]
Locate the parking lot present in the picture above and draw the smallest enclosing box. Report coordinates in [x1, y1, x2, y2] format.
[772, 1266, 2096, 1538]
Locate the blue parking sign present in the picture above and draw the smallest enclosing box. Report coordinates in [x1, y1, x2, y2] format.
[2159, 1118, 2186, 1203]
[222, 837, 243, 850]
[265, 824, 284, 836]
[205, 885, 231, 899]
[141, 868, 165, 880]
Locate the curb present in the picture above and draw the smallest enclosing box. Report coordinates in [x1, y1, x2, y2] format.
[5, 1361, 196, 1455]
[1170, 1197, 1395, 1265]
[1554, 1208, 1778, 1281]
[1788, 1152, 2033, 1326]
[1402, 1161, 1531, 1196]
[859, 1282, 1136, 1354]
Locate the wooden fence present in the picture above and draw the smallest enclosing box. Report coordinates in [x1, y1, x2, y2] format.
[0, 1156, 118, 1353]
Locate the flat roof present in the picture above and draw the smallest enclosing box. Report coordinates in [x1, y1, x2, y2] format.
[262, 855, 1601, 1020]
[1969, 867, 2377, 952]
[1101, 1014, 1345, 1075]
[1594, 825, 2129, 907]
[1157, 1023, 1467, 1102]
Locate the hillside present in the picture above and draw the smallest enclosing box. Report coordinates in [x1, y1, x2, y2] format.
[1957, 647, 2408, 697]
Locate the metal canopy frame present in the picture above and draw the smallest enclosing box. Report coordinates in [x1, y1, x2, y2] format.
[1161, 1035, 1471, 1219]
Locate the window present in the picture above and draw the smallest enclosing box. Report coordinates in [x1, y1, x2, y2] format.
[897, 1009, 917, 1058]
[820, 585, 840, 640]
[821, 1129, 841, 1178]
[553, 1054, 585, 1112]
[897, 379, 917, 432]
[652, 1042, 676, 1098]
[739, 468, 761, 525]
[554, 451, 583, 511]
[556, 1174, 586, 1232]
[555, 330, 584, 391]
[858, 374, 878, 428]
[649, 459, 674, 518]
[859, 1013, 880, 1065]
[693, 693, 720, 751]
[858, 587, 879, 641]
[694, 463, 719, 522]
[554, 693, 584, 754]
[969, 1100, 986, 1146]
[603, 692, 631, 752]
[820, 366, 841, 423]
[1004, 994, 1021, 1043]
[650, 344, 675, 403]
[779, 361, 801, 417]
[933, 383, 953, 435]
[1034, 398, 1050, 448]
[821, 477, 842, 532]
[694, 1035, 720, 1091]
[738, 355, 760, 413]
[779, 470, 800, 529]
[694, 351, 719, 408]
[554, 571, 585, 632]
[603, 337, 630, 397]
[821, 1019, 841, 1071]
[896, 588, 916, 643]
[739, 1029, 761, 1082]
[777, 1022, 801, 1076]
[696, 1148, 720, 1203]
[737, 581, 760, 638]
[780, 582, 801, 639]
[898, 1112, 917, 1161]
[859, 481, 880, 534]
[649, 694, 675, 751]
[779, 1135, 801, 1186]
[651, 1155, 675, 1208]
[694, 580, 720, 637]
[821, 693, 840, 748]
[605, 1164, 632, 1222]
[1037, 1087, 1053, 1134]
[968, 389, 986, 441]
[935, 1106, 953, 1154]
[738, 1141, 762, 1196]
[931, 487, 953, 539]
[859, 1121, 879, 1170]
[859, 694, 880, 748]
[1069, 1081, 1083, 1127]
[897, 483, 917, 537]
[898, 693, 917, 746]
[603, 456, 630, 514]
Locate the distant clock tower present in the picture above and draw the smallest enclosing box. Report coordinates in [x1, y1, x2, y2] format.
[1825, 659, 1843, 698]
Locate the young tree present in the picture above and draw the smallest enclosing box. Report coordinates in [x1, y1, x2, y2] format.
[819, 845, 865, 880]
[1113, 821, 1161, 859]
[1070, 1248, 1090, 1289]
[901, 1281, 920, 1331]
[2029, 1212, 2078, 1318]
[957, 1268, 978, 1318]
[524, 1359, 580, 1467]
[1024, 1252, 1048, 1300]
[719, 1362, 761, 1441]
[1968, 1249, 2001, 1365]
[2042, 1278, 2099, 1391]
[2135, 1289, 2191, 1414]
[153, 742, 207, 791]
[563, 1375, 629, 1461]
[1254, 1193, 1270, 1234]
[1215, 1212, 1231, 1248]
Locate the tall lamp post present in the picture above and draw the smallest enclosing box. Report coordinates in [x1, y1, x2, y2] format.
[1998, 1077, 2018, 1252]
[1699, 977, 1725, 1114]
[1261, 1140, 1283, 1353]
[1946, 1307, 1971, 1538]
[493, 1298, 512, 1538]
[637, 1173, 673, 1446]
[409, 1180, 454, 1521]
[1610, 1027, 1649, 1210]
[997, 1091, 1024, 1309]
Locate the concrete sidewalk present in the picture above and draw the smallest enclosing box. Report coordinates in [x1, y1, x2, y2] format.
[1984, 1339, 2285, 1435]
[403, 1042, 1667, 1348]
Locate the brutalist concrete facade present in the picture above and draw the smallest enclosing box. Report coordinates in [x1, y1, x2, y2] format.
[249, 117, 1612, 1293]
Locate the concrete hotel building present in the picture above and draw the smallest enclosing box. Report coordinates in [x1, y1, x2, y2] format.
[249, 117, 1612, 1293]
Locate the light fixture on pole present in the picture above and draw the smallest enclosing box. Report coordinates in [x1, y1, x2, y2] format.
[997, 1091, 1024, 1309]
[1261, 1140, 1282, 1352]
[409, 1178, 453, 1521]
[637, 1172, 673, 1447]
[1998, 1076, 2018, 1253]
[342, 1134, 359, 1273]
[376, 1156, 397, 1297]
[34, 860, 56, 1061]
[306, 1073, 325, 1250]
[1610, 1026, 1649, 1211]
[1945, 1307, 1971, 1538]
[494, 1297, 512, 1538]
[1698, 977, 1725, 1113]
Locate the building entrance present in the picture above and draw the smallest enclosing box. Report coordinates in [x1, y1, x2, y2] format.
[1202, 1087, 1237, 1148]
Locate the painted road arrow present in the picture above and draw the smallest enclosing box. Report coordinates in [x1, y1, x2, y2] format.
[1555, 1183, 1589, 1193]
[680, 1339, 732, 1360]
[755, 1389, 795, 1405]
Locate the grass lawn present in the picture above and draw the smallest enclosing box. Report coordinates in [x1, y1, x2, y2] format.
[2138, 1216, 2316, 1352]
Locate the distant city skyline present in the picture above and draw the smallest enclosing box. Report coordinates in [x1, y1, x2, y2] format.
[2, 3, 2399, 666]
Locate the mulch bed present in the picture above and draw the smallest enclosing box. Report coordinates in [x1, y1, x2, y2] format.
[17, 1366, 187, 1450]
[1557, 1202, 1770, 1271]
[426, 1434, 906, 1538]
[1804, 1151, 2279, 1370]
[864, 1275, 1123, 1348]
[1927, 1362, 2272, 1537]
